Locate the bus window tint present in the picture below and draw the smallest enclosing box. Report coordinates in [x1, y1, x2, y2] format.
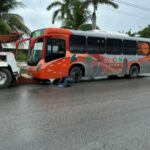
[87, 37, 105, 54]
[123, 40, 137, 55]
[137, 42, 150, 55]
[106, 39, 122, 55]
[70, 35, 86, 53]
[52, 39, 65, 54]
[28, 38, 44, 66]
[45, 38, 65, 62]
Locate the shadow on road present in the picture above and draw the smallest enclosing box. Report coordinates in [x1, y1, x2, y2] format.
[80, 74, 149, 84]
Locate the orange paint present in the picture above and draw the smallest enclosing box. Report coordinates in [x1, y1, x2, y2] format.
[19, 28, 150, 80]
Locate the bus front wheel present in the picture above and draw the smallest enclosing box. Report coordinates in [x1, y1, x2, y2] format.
[69, 66, 82, 82]
[129, 65, 139, 78]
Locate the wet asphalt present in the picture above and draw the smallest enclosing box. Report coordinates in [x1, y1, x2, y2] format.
[1, 75, 150, 150]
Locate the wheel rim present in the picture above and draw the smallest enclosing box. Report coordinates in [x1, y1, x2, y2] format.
[130, 67, 138, 77]
[70, 69, 81, 81]
[0, 71, 7, 85]
[72, 71, 79, 80]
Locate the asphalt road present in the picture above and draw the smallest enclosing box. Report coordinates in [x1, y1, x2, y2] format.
[1, 75, 150, 150]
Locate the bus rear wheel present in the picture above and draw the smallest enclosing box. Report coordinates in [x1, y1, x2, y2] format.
[129, 65, 139, 78]
[0, 68, 13, 89]
[69, 66, 82, 82]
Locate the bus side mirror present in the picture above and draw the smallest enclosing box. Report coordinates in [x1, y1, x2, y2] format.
[16, 38, 30, 49]
[30, 38, 36, 49]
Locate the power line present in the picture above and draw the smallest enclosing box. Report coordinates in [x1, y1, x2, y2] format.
[114, 0, 150, 12]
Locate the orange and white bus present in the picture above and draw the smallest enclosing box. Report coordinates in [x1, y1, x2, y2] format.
[19, 28, 150, 82]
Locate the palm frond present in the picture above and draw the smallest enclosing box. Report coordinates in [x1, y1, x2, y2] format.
[84, 0, 93, 7]
[62, 0, 91, 30]
[11, 13, 24, 22]
[85, 0, 118, 9]
[47, 0, 73, 24]
[46, 1, 62, 10]
[103, 0, 118, 8]
[0, 18, 11, 34]
[0, 0, 25, 13]
[10, 1, 25, 9]
[52, 9, 61, 24]
[79, 24, 100, 31]
[2, 13, 31, 35]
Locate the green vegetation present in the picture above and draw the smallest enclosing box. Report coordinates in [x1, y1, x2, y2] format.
[0, 0, 31, 51]
[47, 0, 92, 30]
[138, 25, 150, 38]
[0, 18, 11, 34]
[16, 50, 28, 62]
[47, 0, 72, 24]
[47, 0, 118, 30]
[124, 25, 150, 38]
[62, 0, 91, 30]
[85, 0, 118, 30]
[79, 24, 100, 31]
[0, 0, 30, 35]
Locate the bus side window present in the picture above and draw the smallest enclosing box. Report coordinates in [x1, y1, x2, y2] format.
[52, 39, 65, 54]
[137, 42, 150, 56]
[45, 38, 66, 62]
[87, 37, 105, 54]
[46, 38, 52, 57]
[106, 39, 122, 55]
[123, 40, 137, 55]
[70, 35, 86, 53]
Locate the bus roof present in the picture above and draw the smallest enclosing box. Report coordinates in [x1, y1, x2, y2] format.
[70, 29, 150, 42]
[42, 28, 150, 42]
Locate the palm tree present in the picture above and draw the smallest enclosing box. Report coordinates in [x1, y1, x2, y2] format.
[0, 0, 30, 51]
[46, 0, 72, 24]
[86, 0, 118, 29]
[79, 24, 100, 31]
[0, 0, 30, 34]
[62, 0, 91, 30]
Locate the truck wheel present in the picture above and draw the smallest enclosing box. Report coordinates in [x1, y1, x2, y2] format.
[129, 65, 139, 78]
[0, 68, 13, 89]
[69, 66, 82, 82]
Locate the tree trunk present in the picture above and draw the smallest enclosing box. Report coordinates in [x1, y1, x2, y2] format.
[92, 11, 96, 30]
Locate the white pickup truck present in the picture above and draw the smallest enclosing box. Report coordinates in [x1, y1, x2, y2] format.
[0, 52, 20, 88]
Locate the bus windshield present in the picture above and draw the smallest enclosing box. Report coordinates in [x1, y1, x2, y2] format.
[28, 38, 43, 66]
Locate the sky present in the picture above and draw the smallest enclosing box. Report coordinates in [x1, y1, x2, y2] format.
[12, 0, 150, 33]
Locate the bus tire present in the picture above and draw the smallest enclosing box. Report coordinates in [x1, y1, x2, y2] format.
[0, 68, 13, 89]
[108, 75, 117, 79]
[129, 65, 139, 78]
[69, 66, 82, 82]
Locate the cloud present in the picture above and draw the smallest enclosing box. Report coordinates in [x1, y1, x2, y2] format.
[13, 0, 61, 31]
[12, 0, 150, 33]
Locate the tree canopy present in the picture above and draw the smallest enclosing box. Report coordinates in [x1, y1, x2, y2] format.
[62, 0, 91, 30]
[138, 25, 150, 38]
[0, 0, 30, 35]
[46, 0, 72, 24]
[46, 0, 118, 30]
